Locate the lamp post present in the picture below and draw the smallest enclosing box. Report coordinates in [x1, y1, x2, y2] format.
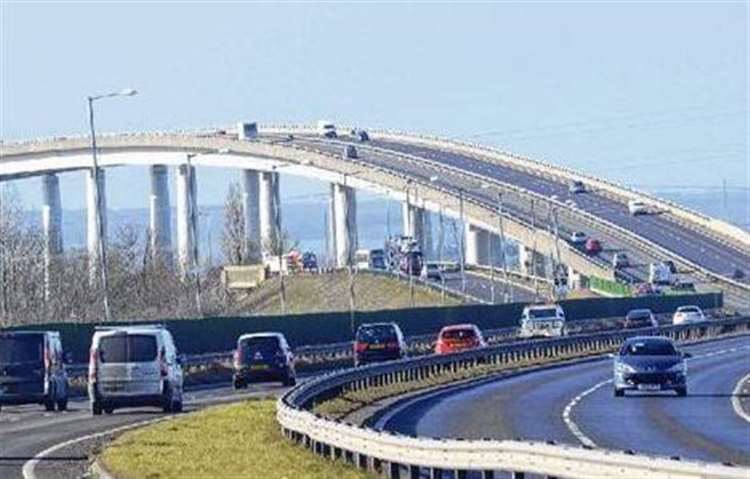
[87, 88, 137, 322]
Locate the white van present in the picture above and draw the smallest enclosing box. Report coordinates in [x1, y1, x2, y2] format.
[627, 199, 649, 215]
[88, 325, 184, 416]
[317, 120, 337, 138]
[519, 304, 567, 339]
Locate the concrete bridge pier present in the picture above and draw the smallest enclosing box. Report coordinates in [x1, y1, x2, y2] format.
[465, 224, 490, 266]
[41, 174, 63, 300]
[85, 168, 107, 285]
[149, 165, 172, 265]
[402, 204, 432, 256]
[176, 164, 198, 276]
[330, 183, 358, 267]
[241, 170, 262, 263]
[259, 171, 281, 259]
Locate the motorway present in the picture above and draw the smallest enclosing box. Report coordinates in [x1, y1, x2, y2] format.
[381, 335, 750, 466]
[0, 382, 288, 479]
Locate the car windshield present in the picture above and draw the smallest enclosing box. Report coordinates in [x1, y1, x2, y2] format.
[622, 341, 677, 356]
[240, 336, 281, 355]
[99, 334, 158, 363]
[441, 328, 476, 340]
[528, 308, 558, 319]
[357, 326, 398, 343]
[627, 310, 651, 320]
[0, 335, 44, 364]
[679, 307, 700, 313]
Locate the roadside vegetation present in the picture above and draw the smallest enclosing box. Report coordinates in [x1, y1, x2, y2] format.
[100, 399, 370, 479]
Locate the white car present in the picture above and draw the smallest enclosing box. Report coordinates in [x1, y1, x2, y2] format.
[628, 199, 649, 215]
[420, 263, 442, 281]
[316, 120, 337, 138]
[570, 231, 587, 244]
[519, 304, 567, 338]
[569, 180, 586, 194]
[672, 305, 706, 325]
[88, 325, 184, 415]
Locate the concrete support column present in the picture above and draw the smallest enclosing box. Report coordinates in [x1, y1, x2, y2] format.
[42, 174, 63, 300]
[259, 171, 280, 259]
[519, 245, 546, 277]
[402, 203, 432, 255]
[149, 165, 172, 264]
[241, 170, 262, 262]
[176, 164, 198, 276]
[331, 183, 358, 268]
[465, 224, 489, 266]
[85, 168, 107, 283]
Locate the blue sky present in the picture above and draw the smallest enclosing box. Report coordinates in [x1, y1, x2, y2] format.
[1, 2, 747, 210]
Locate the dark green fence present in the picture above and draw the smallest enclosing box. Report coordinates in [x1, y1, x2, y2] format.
[4, 292, 723, 362]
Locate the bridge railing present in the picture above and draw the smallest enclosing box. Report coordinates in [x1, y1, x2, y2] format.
[277, 316, 750, 479]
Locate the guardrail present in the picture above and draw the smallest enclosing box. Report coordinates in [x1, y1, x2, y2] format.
[277, 317, 750, 479]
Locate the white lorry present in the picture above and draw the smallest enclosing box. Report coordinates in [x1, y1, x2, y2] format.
[649, 262, 673, 286]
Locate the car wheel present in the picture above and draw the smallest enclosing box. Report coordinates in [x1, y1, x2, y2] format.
[233, 378, 245, 390]
[614, 388, 625, 397]
[44, 397, 55, 411]
[172, 400, 183, 413]
[676, 387, 687, 397]
[91, 401, 103, 416]
[162, 384, 174, 412]
[56, 397, 68, 412]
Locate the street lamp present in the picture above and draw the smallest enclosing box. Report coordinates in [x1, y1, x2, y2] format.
[87, 88, 137, 322]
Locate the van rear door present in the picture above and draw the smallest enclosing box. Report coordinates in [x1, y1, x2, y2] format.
[0, 333, 45, 398]
[97, 333, 161, 396]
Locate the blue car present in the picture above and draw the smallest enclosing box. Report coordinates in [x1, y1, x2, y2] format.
[613, 336, 689, 397]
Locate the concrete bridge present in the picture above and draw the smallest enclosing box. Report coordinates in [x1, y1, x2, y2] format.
[1, 123, 748, 309]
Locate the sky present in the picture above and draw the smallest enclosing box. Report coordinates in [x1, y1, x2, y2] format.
[0, 1, 748, 211]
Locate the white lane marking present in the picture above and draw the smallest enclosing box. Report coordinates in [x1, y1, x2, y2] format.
[561, 379, 611, 448]
[731, 373, 750, 425]
[562, 343, 750, 449]
[22, 388, 283, 479]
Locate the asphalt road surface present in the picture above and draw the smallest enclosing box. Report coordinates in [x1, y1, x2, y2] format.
[382, 335, 750, 466]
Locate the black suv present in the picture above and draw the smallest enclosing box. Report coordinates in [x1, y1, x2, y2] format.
[354, 323, 407, 367]
[0, 331, 69, 412]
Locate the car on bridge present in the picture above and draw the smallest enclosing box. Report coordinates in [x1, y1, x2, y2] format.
[233, 332, 296, 388]
[612, 252, 630, 269]
[354, 323, 407, 366]
[421, 262, 443, 281]
[624, 308, 658, 329]
[519, 304, 567, 338]
[317, 120, 337, 138]
[88, 325, 184, 415]
[0, 331, 69, 413]
[570, 231, 587, 244]
[672, 305, 706, 325]
[584, 238, 602, 255]
[568, 180, 586, 194]
[435, 324, 486, 354]
[627, 199, 649, 215]
[613, 336, 689, 397]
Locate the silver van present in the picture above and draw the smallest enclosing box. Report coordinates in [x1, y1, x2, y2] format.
[88, 325, 184, 416]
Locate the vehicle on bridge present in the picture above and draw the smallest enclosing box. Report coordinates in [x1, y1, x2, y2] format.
[420, 262, 443, 281]
[519, 304, 567, 338]
[584, 238, 602, 255]
[613, 336, 689, 397]
[672, 305, 706, 325]
[568, 180, 586, 194]
[649, 262, 674, 285]
[354, 323, 407, 367]
[435, 324, 486, 354]
[612, 252, 630, 269]
[302, 251, 319, 272]
[88, 325, 184, 415]
[317, 120, 337, 138]
[0, 331, 69, 413]
[627, 199, 650, 215]
[351, 128, 370, 142]
[623, 308, 658, 329]
[570, 231, 587, 244]
[343, 144, 358, 159]
[233, 332, 296, 388]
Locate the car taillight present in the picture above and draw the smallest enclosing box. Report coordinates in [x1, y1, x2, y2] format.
[354, 342, 368, 353]
[89, 348, 98, 381]
[160, 347, 168, 377]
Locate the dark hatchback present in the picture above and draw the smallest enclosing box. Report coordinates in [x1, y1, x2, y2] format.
[0, 331, 69, 412]
[624, 309, 658, 329]
[233, 333, 296, 388]
[613, 337, 689, 397]
[354, 323, 407, 367]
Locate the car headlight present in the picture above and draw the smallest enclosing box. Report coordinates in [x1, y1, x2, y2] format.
[667, 362, 687, 374]
[616, 363, 637, 374]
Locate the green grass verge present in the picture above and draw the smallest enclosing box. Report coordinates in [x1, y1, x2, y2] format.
[244, 271, 461, 315]
[101, 399, 371, 479]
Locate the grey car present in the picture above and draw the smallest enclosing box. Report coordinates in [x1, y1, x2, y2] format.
[613, 336, 689, 397]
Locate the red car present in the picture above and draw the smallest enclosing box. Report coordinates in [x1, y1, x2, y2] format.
[435, 324, 486, 355]
[584, 238, 602, 255]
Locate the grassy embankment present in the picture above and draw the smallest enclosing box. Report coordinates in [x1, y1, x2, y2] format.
[101, 399, 370, 479]
[243, 271, 461, 314]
